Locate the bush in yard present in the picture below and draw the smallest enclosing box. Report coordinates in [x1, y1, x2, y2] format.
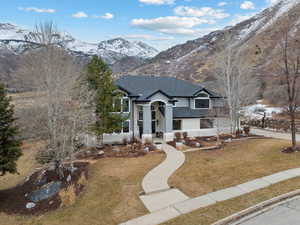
[182, 132, 188, 139]
[0, 83, 22, 176]
[243, 126, 250, 136]
[174, 132, 181, 142]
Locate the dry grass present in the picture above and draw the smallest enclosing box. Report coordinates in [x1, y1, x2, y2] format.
[163, 176, 300, 225]
[0, 152, 165, 225]
[170, 139, 300, 197]
[9, 91, 47, 109]
[59, 185, 77, 207]
[0, 140, 45, 191]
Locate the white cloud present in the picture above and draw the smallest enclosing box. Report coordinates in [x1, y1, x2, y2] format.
[124, 34, 174, 41]
[138, 0, 175, 5]
[174, 6, 230, 19]
[240, 1, 255, 10]
[18, 7, 55, 13]
[94, 13, 114, 19]
[72, 11, 88, 18]
[218, 2, 227, 7]
[131, 16, 216, 35]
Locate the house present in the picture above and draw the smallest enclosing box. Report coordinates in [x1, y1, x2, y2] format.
[102, 75, 231, 144]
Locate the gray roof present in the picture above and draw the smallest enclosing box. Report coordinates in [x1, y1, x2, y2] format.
[173, 107, 210, 118]
[115, 75, 220, 101]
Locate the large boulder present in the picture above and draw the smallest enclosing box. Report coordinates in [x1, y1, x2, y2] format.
[28, 181, 62, 203]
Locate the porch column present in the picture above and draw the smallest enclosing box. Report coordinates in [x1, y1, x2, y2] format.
[164, 104, 174, 141]
[142, 104, 152, 142]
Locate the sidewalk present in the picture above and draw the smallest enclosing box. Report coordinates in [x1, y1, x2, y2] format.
[121, 165, 300, 225]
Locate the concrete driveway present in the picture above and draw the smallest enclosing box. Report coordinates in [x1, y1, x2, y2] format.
[251, 128, 300, 141]
[231, 197, 300, 225]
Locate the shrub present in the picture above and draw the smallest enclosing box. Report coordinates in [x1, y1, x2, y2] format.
[122, 138, 128, 145]
[174, 132, 181, 142]
[167, 141, 176, 148]
[235, 129, 243, 137]
[182, 132, 188, 139]
[243, 126, 250, 136]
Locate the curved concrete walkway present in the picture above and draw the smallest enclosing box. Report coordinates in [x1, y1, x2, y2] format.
[142, 144, 185, 194]
[139, 144, 189, 212]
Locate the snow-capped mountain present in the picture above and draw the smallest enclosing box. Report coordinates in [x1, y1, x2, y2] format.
[130, 0, 300, 94]
[0, 23, 159, 65]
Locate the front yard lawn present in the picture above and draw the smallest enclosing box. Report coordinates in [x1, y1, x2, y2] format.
[0, 144, 165, 225]
[170, 139, 300, 197]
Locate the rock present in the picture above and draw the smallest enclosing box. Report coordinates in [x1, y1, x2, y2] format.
[34, 170, 47, 186]
[26, 202, 36, 209]
[66, 174, 72, 182]
[98, 150, 104, 155]
[28, 181, 62, 203]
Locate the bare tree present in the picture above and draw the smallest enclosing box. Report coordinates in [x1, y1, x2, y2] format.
[264, 15, 300, 151]
[216, 42, 259, 134]
[17, 22, 88, 177]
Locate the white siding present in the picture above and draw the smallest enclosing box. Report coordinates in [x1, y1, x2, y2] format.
[173, 117, 231, 138]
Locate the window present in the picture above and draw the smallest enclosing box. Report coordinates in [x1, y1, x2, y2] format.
[195, 98, 210, 109]
[123, 98, 129, 112]
[200, 119, 214, 129]
[151, 111, 156, 120]
[173, 120, 182, 130]
[113, 97, 130, 112]
[113, 98, 122, 112]
[138, 105, 144, 121]
[123, 121, 130, 133]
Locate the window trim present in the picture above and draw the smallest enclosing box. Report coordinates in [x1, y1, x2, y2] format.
[194, 92, 210, 109]
[112, 96, 130, 113]
[122, 120, 130, 133]
[173, 119, 182, 131]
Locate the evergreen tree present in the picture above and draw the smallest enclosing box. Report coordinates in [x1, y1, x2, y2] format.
[0, 83, 22, 176]
[86, 56, 126, 144]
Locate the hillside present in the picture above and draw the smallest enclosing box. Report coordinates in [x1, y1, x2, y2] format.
[129, 0, 300, 92]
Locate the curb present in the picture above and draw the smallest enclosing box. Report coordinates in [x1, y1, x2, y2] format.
[211, 189, 300, 225]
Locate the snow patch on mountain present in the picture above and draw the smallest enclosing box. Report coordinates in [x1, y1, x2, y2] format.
[0, 23, 159, 63]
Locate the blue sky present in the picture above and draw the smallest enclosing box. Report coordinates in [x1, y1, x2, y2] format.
[2, 0, 277, 50]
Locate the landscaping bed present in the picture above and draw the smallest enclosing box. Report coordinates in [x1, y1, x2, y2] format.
[0, 152, 165, 225]
[75, 140, 158, 160]
[167, 131, 261, 151]
[0, 162, 89, 215]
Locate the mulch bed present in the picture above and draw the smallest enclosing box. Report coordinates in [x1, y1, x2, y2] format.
[0, 162, 89, 216]
[75, 142, 158, 160]
[282, 147, 300, 154]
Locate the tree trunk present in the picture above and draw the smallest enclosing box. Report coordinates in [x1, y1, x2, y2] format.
[291, 112, 297, 150]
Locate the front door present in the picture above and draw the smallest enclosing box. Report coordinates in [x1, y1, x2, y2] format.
[152, 120, 156, 134]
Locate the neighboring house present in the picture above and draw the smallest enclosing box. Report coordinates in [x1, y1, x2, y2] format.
[102, 75, 230, 144]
